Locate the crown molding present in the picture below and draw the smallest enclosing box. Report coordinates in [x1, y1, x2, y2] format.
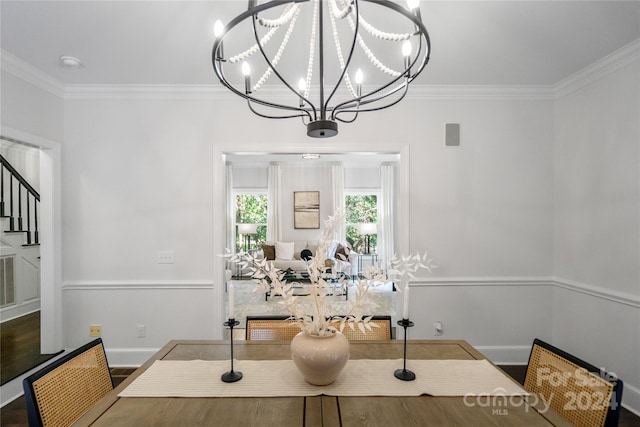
[62, 82, 555, 101]
[4, 39, 638, 102]
[0, 50, 65, 98]
[554, 37, 640, 98]
[63, 84, 230, 100]
[408, 85, 555, 101]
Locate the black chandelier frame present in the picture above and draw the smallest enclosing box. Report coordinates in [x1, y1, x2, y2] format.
[212, 0, 430, 137]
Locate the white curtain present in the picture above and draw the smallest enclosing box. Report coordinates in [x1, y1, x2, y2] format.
[267, 164, 281, 241]
[379, 163, 395, 267]
[331, 163, 345, 242]
[225, 163, 235, 252]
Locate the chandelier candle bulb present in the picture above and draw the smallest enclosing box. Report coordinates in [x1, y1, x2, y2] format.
[407, 0, 420, 10]
[213, 20, 224, 59]
[242, 62, 251, 94]
[298, 78, 306, 106]
[402, 40, 412, 70]
[355, 69, 363, 97]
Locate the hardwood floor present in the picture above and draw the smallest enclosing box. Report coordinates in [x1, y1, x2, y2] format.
[0, 312, 61, 385]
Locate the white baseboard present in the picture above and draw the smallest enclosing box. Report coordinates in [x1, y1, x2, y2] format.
[622, 383, 640, 417]
[0, 351, 66, 408]
[0, 301, 40, 323]
[1, 375, 28, 408]
[105, 347, 161, 368]
[474, 345, 532, 365]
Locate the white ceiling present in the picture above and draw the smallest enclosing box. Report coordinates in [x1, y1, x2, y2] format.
[1, 1, 639, 87]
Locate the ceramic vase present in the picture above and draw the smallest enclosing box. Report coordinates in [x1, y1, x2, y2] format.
[290, 331, 350, 385]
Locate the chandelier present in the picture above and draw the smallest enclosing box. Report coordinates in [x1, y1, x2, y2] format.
[212, 0, 430, 138]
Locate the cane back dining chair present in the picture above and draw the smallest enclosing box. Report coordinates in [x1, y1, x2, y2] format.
[524, 338, 623, 427]
[246, 315, 392, 341]
[23, 338, 114, 427]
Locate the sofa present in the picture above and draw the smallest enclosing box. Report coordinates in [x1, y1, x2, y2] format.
[258, 240, 356, 274]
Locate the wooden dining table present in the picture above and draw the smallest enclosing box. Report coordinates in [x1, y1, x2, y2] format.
[73, 339, 570, 426]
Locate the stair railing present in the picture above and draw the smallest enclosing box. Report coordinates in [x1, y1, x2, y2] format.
[0, 154, 40, 245]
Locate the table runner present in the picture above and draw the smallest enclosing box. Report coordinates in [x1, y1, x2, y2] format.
[119, 359, 528, 398]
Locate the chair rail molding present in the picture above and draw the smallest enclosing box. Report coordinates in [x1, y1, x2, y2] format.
[410, 276, 640, 308]
[551, 276, 640, 308]
[62, 280, 214, 291]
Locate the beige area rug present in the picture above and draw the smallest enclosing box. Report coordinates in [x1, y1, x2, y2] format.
[227, 279, 396, 328]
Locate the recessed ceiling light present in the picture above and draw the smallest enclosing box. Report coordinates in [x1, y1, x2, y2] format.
[60, 56, 81, 68]
[302, 153, 320, 160]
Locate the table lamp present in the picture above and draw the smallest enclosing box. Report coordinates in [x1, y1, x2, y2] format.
[237, 223, 258, 251]
[358, 223, 377, 254]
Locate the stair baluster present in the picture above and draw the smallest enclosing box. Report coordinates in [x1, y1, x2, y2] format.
[9, 174, 15, 230]
[17, 183, 23, 231]
[0, 154, 40, 245]
[0, 162, 4, 217]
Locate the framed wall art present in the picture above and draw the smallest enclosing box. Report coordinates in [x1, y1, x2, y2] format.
[294, 191, 320, 229]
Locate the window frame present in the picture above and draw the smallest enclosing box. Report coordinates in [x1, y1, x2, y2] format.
[344, 189, 380, 253]
[234, 189, 268, 252]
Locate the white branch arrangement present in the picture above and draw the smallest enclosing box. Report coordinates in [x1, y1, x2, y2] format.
[223, 211, 436, 337]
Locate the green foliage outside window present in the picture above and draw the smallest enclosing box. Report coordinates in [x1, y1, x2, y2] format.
[236, 194, 268, 252]
[345, 194, 377, 253]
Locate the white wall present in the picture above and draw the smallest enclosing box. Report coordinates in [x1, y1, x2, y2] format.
[279, 164, 333, 241]
[345, 166, 381, 189]
[553, 58, 640, 412]
[232, 165, 267, 190]
[405, 99, 554, 278]
[0, 140, 41, 192]
[410, 282, 553, 363]
[0, 70, 64, 142]
[58, 92, 555, 368]
[62, 99, 216, 282]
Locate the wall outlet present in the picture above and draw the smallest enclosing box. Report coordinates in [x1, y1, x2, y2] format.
[90, 324, 101, 337]
[433, 321, 444, 336]
[137, 324, 146, 338]
[157, 251, 174, 264]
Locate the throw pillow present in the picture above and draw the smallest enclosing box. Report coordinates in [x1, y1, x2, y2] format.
[335, 244, 349, 261]
[275, 241, 295, 260]
[262, 244, 275, 261]
[300, 249, 313, 261]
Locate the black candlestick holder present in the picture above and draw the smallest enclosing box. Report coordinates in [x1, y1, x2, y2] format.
[394, 318, 416, 381]
[221, 318, 243, 383]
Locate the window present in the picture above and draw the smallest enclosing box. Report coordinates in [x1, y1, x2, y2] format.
[235, 193, 268, 252]
[345, 193, 378, 253]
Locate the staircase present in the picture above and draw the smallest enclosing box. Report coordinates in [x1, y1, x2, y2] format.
[1, 154, 40, 321]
